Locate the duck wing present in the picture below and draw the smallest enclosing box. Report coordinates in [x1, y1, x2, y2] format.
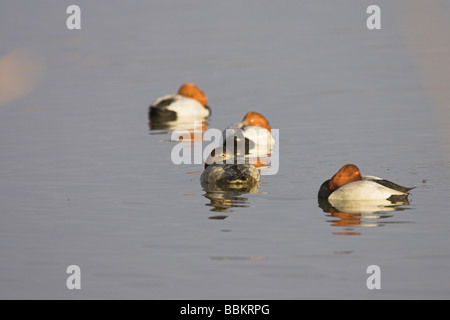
[365, 177, 414, 194]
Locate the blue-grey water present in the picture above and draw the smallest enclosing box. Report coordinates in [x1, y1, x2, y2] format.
[1, 0, 449, 299]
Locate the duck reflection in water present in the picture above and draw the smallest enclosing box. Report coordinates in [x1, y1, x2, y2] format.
[318, 198, 411, 235]
[202, 182, 261, 218]
[149, 118, 209, 142]
[148, 119, 208, 136]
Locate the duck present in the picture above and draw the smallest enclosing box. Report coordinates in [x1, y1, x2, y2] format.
[149, 83, 211, 121]
[318, 164, 414, 201]
[223, 111, 275, 156]
[200, 147, 260, 186]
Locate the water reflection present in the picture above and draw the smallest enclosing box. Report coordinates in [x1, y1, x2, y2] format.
[318, 198, 412, 235]
[201, 181, 260, 219]
[148, 119, 208, 141]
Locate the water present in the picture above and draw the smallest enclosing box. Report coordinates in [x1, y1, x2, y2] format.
[1, 0, 449, 299]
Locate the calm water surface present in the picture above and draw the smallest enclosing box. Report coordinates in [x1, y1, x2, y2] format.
[0, 1, 449, 299]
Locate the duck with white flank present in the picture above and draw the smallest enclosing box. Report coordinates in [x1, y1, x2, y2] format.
[149, 83, 210, 121]
[318, 164, 414, 201]
[223, 111, 275, 156]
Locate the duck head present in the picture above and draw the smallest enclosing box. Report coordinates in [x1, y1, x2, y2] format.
[177, 83, 208, 108]
[242, 111, 272, 132]
[329, 164, 363, 191]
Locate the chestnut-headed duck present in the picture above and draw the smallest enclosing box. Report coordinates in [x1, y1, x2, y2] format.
[149, 83, 210, 120]
[318, 164, 414, 201]
[223, 111, 275, 156]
